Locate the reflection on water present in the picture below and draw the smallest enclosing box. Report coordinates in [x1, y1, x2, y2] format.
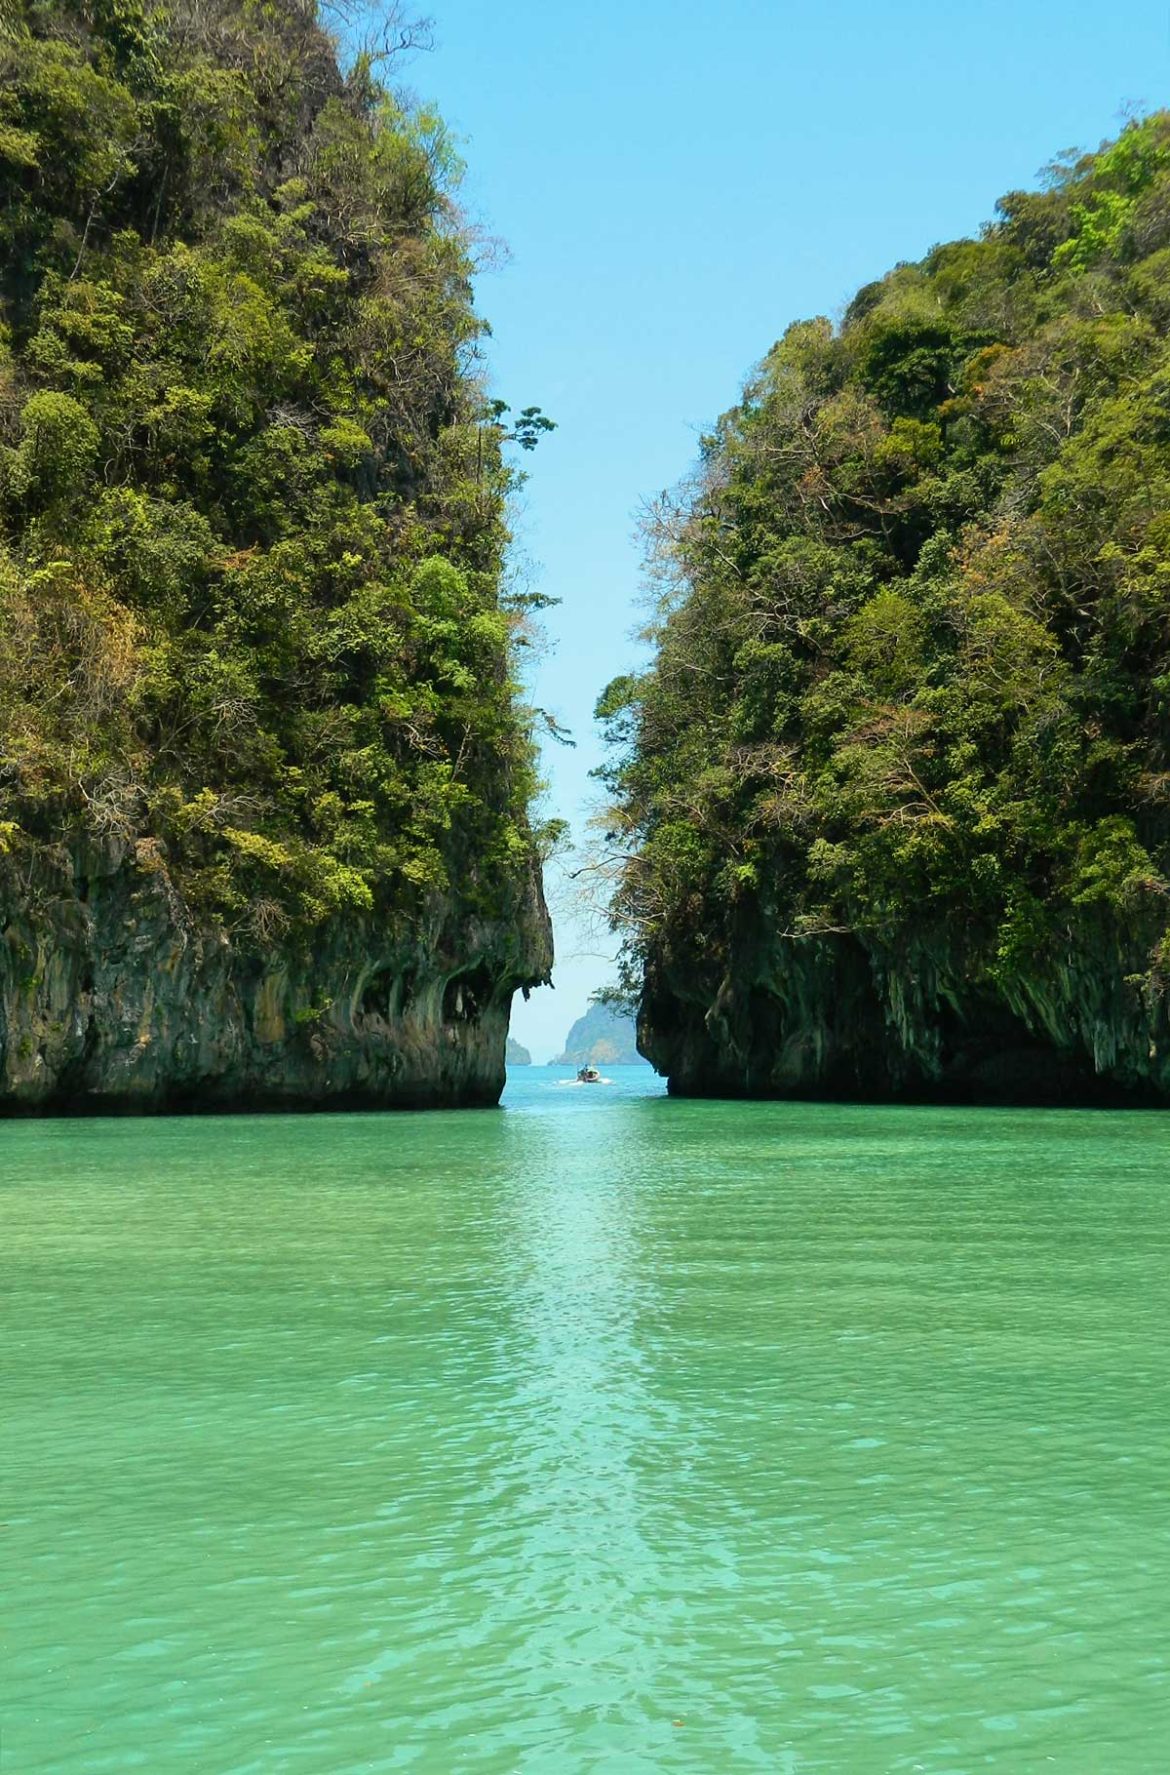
[3, 1071, 1170, 1771]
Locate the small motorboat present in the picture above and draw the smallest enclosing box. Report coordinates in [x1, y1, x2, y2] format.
[576, 1065, 602, 1083]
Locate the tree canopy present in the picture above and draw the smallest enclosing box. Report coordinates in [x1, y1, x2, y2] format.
[0, 0, 546, 944]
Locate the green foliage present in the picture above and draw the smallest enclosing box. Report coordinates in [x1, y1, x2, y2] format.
[0, 0, 544, 944]
[605, 113, 1170, 1010]
[1053, 116, 1170, 270]
[17, 390, 99, 502]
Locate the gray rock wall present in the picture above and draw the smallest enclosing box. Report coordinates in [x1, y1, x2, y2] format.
[639, 916, 1170, 1105]
[0, 839, 551, 1113]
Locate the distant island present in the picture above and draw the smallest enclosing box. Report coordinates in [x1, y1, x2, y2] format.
[551, 1003, 647, 1067]
[506, 1037, 533, 1066]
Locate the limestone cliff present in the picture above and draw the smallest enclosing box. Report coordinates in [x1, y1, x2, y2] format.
[0, 1, 554, 1113]
[601, 117, 1170, 1106]
[0, 839, 551, 1112]
[639, 913, 1169, 1105]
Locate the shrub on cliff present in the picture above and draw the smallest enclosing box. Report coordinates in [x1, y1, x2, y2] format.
[0, 0, 544, 943]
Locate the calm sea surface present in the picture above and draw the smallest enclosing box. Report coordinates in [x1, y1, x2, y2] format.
[4, 1066, 1170, 1772]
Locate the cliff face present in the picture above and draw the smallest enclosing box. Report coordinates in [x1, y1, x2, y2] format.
[0, 840, 551, 1112]
[640, 916, 1169, 1105]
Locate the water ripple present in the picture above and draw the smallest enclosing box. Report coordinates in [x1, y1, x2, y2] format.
[3, 1078, 1169, 1769]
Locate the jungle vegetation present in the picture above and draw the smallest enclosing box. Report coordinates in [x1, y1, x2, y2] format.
[0, 0, 549, 945]
[599, 116, 1170, 1059]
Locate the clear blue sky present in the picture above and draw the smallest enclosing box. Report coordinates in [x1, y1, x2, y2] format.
[409, 0, 1169, 1059]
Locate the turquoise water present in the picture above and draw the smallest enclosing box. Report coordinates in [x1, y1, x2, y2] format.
[4, 1067, 1170, 1772]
